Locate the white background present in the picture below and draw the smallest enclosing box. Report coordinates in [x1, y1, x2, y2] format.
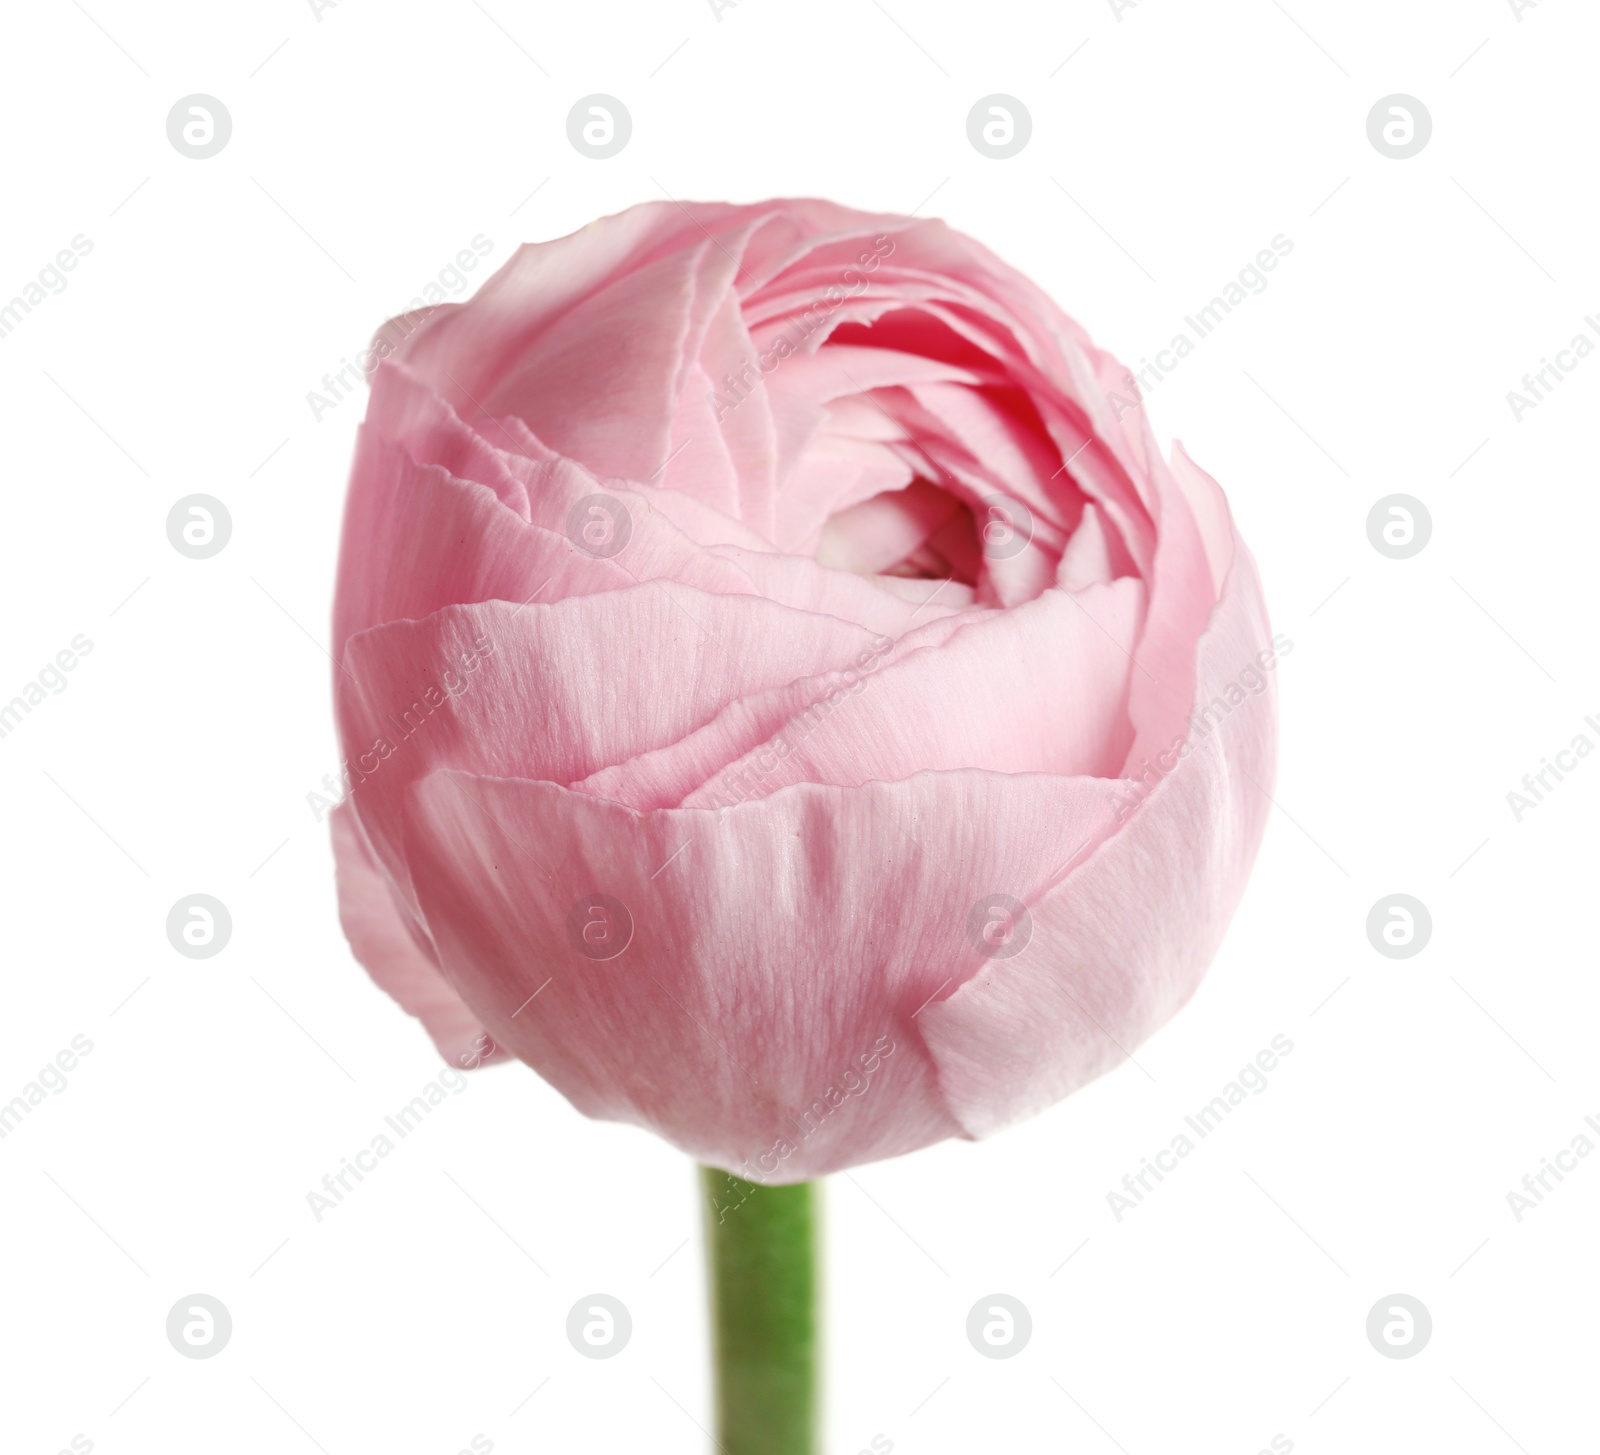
[1, 1, 1595, 1451]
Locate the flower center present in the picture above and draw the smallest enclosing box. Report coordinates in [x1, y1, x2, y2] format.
[815, 479, 983, 585]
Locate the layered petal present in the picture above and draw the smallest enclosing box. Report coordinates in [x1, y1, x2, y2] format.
[398, 768, 1126, 1180]
[338, 586, 889, 898]
[919, 524, 1277, 1135]
[682, 579, 1145, 806]
[329, 801, 501, 1069]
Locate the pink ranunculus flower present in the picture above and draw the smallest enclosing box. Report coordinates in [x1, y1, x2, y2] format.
[329, 198, 1278, 1184]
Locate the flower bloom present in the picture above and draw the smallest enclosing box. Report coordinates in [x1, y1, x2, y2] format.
[330, 198, 1278, 1181]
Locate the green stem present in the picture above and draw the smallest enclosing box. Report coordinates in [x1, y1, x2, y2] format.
[701, 1166, 819, 1455]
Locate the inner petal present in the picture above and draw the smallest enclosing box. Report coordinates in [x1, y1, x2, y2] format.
[815, 478, 974, 579]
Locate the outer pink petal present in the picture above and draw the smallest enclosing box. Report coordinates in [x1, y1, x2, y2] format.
[918, 522, 1277, 1137]
[1169, 441, 1236, 597]
[396, 769, 1126, 1181]
[388, 203, 719, 406]
[473, 237, 722, 484]
[338, 586, 888, 916]
[573, 608, 983, 811]
[340, 586, 885, 791]
[331, 427, 633, 650]
[329, 801, 504, 1068]
[354, 365, 969, 642]
[682, 579, 1145, 805]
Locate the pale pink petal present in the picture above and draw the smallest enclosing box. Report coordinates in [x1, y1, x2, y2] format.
[1056, 502, 1134, 593]
[389, 203, 718, 405]
[362, 376, 967, 639]
[475, 235, 769, 490]
[704, 543, 971, 636]
[574, 609, 983, 811]
[775, 431, 917, 555]
[341, 586, 884, 791]
[1115, 436, 1217, 770]
[690, 287, 781, 536]
[918, 528, 1277, 1135]
[397, 769, 1126, 1180]
[331, 427, 634, 651]
[330, 801, 504, 1068]
[815, 479, 964, 576]
[663, 361, 742, 518]
[367, 361, 535, 517]
[759, 344, 983, 403]
[1169, 441, 1236, 598]
[682, 580, 1146, 806]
